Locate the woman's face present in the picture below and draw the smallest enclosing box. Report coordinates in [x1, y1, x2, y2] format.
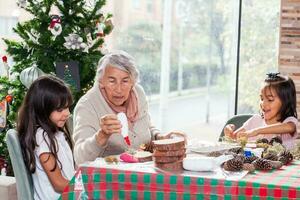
[260, 86, 282, 123]
[100, 65, 134, 106]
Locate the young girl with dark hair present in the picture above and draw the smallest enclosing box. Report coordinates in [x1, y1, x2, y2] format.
[17, 75, 75, 200]
[225, 73, 298, 150]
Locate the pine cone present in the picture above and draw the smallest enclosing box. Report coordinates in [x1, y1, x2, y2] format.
[256, 138, 269, 144]
[243, 163, 255, 173]
[229, 147, 244, 155]
[140, 142, 154, 153]
[263, 152, 278, 161]
[278, 150, 293, 165]
[235, 154, 245, 163]
[223, 158, 243, 171]
[269, 136, 283, 145]
[244, 156, 258, 164]
[253, 158, 273, 170]
[269, 161, 283, 169]
[207, 151, 222, 157]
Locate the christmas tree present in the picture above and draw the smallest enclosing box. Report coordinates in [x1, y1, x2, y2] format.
[0, 0, 113, 174]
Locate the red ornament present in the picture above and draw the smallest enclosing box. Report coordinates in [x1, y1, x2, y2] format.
[5, 95, 13, 103]
[2, 56, 7, 63]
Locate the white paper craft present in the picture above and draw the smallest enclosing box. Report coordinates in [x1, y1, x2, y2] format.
[117, 112, 130, 145]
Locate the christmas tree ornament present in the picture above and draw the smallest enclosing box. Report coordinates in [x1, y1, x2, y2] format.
[48, 15, 62, 37]
[5, 95, 13, 104]
[0, 100, 7, 132]
[253, 158, 272, 170]
[19, 65, 45, 88]
[1, 56, 9, 77]
[96, 22, 105, 37]
[64, 34, 87, 50]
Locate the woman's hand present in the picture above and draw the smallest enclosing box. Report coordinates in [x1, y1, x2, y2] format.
[96, 114, 122, 146]
[224, 124, 235, 139]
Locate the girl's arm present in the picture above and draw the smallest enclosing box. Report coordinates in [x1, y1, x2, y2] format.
[39, 153, 70, 193]
[237, 122, 296, 138]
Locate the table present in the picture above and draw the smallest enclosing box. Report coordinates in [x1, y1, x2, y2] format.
[60, 161, 300, 200]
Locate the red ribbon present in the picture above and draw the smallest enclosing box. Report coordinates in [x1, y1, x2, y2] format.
[49, 17, 61, 28]
[124, 136, 130, 146]
[2, 56, 7, 63]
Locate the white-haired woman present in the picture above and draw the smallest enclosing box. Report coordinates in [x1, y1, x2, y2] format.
[73, 51, 185, 165]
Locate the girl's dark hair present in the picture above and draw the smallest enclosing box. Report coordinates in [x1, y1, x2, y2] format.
[17, 75, 73, 173]
[263, 73, 297, 122]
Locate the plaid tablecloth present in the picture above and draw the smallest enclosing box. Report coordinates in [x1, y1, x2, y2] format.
[60, 161, 300, 200]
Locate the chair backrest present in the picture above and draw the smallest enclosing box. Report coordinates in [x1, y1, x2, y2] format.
[219, 114, 253, 141]
[6, 129, 34, 200]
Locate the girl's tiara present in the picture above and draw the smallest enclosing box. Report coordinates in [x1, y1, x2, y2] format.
[266, 72, 280, 81]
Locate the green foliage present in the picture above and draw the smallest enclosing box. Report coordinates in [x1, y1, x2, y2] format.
[0, 0, 112, 174]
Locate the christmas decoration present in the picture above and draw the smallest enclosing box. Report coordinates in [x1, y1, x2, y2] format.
[228, 147, 244, 155]
[242, 163, 255, 173]
[1, 56, 9, 77]
[253, 158, 273, 170]
[223, 158, 243, 171]
[19, 65, 45, 89]
[48, 15, 62, 37]
[5, 95, 13, 104]
[263, 152, 278, 161]
[0, 0, 113, 175]
[256, 138, 269, 144]
[0, 100, 7, 131]
[244, 156, 258, 164]
[96, 22, 105, 37]
[63, 33, 87, 51]
[269, 136, 283, 145]
[278, 150, 293, 165]
[269, 160, 283, 169]
[56, 61, 80, 91]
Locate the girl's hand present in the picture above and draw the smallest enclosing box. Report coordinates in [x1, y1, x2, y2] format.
[224, 124, 235, 139]
[237, 129, 259, 139]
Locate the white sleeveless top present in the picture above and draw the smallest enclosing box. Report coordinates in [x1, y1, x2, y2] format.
[32, 128, 75, 200]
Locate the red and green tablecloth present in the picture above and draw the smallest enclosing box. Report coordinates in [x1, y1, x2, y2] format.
[60, 161, 300, 200]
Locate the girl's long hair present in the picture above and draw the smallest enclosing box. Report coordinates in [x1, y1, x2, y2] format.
[17, 75, 73, 173]
[263, 73, 297, 122]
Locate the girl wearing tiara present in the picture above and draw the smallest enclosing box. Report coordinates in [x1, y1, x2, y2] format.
[225, 73, 298, 150]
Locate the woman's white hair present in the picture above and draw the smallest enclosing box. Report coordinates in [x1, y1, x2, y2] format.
[95, 50, 139, 84]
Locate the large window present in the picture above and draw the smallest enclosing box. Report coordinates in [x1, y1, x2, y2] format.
[106, 0, 239, 141]
[238, 0, 280, 114]
[0, 0, 280, 141]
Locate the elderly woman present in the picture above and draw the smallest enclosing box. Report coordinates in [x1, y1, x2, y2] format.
[73, 51, 184, 164]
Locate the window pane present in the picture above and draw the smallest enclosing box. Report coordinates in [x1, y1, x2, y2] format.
[106, 0, 239, 141]
[238, 0, 280, 114]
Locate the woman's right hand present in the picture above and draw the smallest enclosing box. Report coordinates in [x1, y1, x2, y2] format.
[96, 114, 122, 146]
[224, 124, 235, 139]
